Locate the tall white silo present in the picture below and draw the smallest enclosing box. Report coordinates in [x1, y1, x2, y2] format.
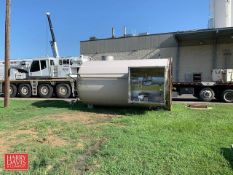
[209, 0, 233, 28]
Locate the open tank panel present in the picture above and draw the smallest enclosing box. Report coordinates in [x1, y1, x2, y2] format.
[128, 67, 166, 104]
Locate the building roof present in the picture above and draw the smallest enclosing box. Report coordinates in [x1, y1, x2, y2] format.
[81, 27, 233, 43]
[175, 27, 233, 41]
[80, 27, 233, 54]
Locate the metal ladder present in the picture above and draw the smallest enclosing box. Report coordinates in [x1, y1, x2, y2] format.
[53, 66, 58, 77]
[30, 80, 38, 96]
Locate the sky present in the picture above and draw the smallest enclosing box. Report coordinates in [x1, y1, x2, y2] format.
[0, 0, 210, 59]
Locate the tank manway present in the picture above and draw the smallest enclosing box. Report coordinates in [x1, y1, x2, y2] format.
[78, 59, 172, 111]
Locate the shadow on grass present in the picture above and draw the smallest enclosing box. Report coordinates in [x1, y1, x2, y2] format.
[31, 100, 157, 115]
[221, 148, 233, 170]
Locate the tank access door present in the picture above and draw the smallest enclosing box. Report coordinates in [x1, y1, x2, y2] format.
[128, 66, 170, 109]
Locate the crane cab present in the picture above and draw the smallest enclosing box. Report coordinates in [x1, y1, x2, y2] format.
[29, 58, 57, 78]
[28, 56, 90, 79]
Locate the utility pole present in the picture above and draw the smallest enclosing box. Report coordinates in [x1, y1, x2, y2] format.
[4, 0, 11, 108]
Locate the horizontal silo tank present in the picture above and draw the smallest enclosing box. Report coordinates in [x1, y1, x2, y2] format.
[78, 59, 172, 110]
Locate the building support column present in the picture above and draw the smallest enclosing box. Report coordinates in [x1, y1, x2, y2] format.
[212, 31, 218, 69]
[175, 36, 180, 82]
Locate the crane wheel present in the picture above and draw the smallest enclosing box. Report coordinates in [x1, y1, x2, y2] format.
[10, 84, 17, 98]
[199, 88, 215, 102]
[18, 84, 32, 98]
[56, 84, 71, 98]
[38, 84, 53, 98]
[222, 89, 233, 103]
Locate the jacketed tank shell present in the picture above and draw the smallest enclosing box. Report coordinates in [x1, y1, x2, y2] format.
[78, 59, 172, 110]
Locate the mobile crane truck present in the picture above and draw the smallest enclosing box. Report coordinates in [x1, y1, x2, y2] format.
[0, 13, 90, 98]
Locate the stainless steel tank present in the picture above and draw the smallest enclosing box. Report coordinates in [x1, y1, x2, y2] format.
[78, 59, 172, 110]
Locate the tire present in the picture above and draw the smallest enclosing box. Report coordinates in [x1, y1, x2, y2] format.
[222, 89, 233, 103]
[10, 84, 17, 98]
[56, 84, 71, 98]
[38, 84, 53, 98]
[199, 88, 215, 102]
[2, 84, 17, 98]
[18, 84, 32, 98]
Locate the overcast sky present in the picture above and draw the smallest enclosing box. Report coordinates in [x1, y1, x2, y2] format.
[0, 0, 209, 59]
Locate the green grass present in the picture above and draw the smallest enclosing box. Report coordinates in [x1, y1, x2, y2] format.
[0, 100, 233, 174]
[0, 100, 97, 175]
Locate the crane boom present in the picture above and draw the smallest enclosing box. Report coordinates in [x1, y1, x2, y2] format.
[46, 12, 60, 58]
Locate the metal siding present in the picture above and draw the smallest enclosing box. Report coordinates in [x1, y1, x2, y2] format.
[80, 47, 178, 81]
[80, 31, 233, 83]
[216, 43, 233, 69]
[80, 34, 176, 54]
[179, 45, 213, 82]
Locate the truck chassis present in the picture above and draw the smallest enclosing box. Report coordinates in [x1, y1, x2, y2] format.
[174, 82, 233, 103]
[1, 80, 233, 103]
[0, 78, 76, 98]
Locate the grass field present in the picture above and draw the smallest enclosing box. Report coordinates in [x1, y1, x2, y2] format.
[0, 100, 233, 175]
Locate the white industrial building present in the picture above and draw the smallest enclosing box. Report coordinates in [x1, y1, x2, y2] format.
[80, 28, 233, 83]
[80, 0, 233, 83]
